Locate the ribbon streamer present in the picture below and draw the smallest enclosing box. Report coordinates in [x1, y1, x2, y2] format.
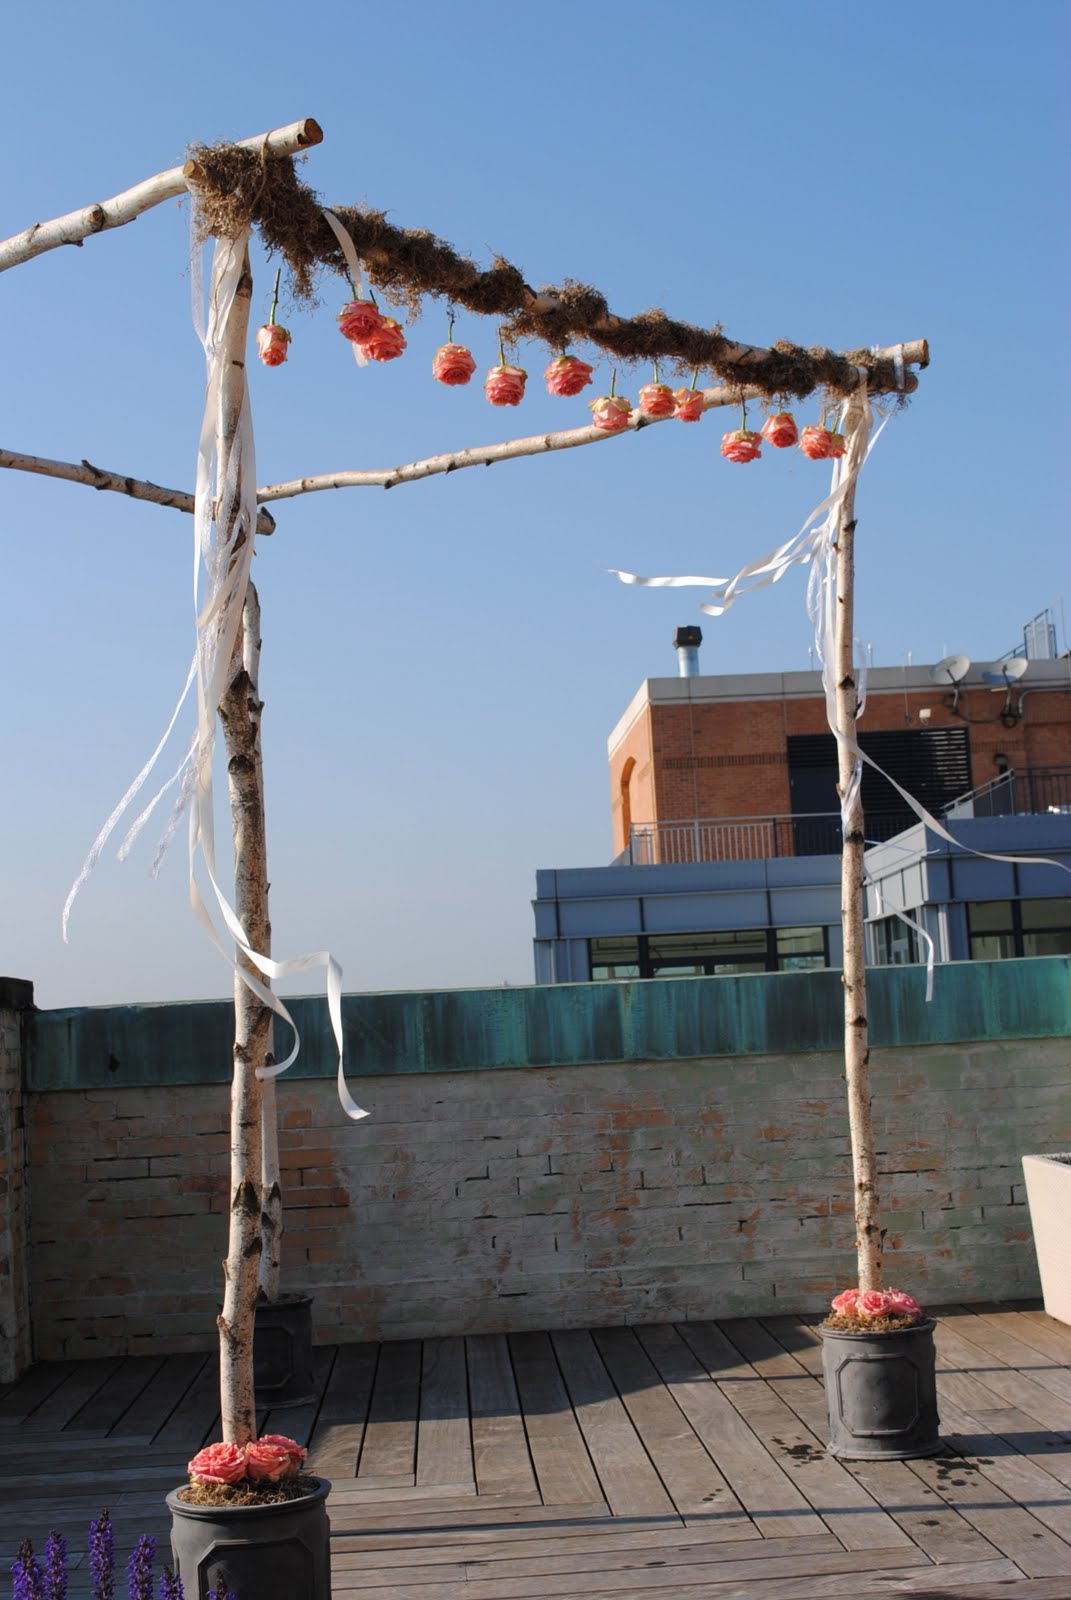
[322, 208, 370, 368]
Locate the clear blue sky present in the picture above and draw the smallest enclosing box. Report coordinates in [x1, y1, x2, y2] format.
[1, 0, 1068, 1009]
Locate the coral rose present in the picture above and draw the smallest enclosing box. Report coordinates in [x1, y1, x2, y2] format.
[484, 363, 527, 406]
[673, 388, 704, 423]
[432, 342, 477, 386]
[827, 429, 847, 459]
[589, 394, 632, 433]
[257, 1434, 308, 1472]
[858, 1289, 893, 1318]
[188, 1442, 247, 1485]
[337, 300, 384, 344]
[830, 1288, 861, 1316]
[761, 411, 798, 448]
[545, 355, 594, 397]
[638, 382, 676, 419]
[245, 1439, 297, 1484]
[720, 429, 762, 463]
[798, 424, 834, 460]
[256, 324, 291, 368]
[885, 1289, 922, 1316]
[361, 318, 407, 363]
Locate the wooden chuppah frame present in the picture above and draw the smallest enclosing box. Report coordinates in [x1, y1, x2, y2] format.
[1, 117, 928, 1443]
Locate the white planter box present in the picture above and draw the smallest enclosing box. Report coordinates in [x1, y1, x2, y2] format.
[1022, 1154, 1071, 1326]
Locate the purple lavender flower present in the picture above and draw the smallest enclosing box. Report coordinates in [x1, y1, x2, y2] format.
[157, 1568, 185, 1600]
[44, 1531, 67, 1600]
[205, 1590, 236, 1600]
[88, 1510, 115, 1600]
[126, 1535, 155, 1600]
[12, 1539, 45, 1600]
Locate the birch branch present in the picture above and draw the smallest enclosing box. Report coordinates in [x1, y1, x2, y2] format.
[0, 447, 276, 535]
[0, 119, 323, 273]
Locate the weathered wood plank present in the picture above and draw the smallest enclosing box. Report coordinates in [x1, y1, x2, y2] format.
[466, 1333, 537, 1498]
[22, 1358, 124, 1431]
[258, 1343, 335, 1445]
[906, 1449, 1071, 1578]
[358, 1338, 422, 1481]
[0, 1361, 79, 1424]
[306, 1341, 379, 1478]
[418, 1336, 474, 1489]
[62, 1354, 166, 1434]
[508, 1332, 602, 1507]
[118, 1352, 209, 1441]
[330, 1528, 828, 1575]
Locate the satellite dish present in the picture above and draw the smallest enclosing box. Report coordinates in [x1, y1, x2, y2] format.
[929, 653, 972, 686]
[980, 656, 1028, 688]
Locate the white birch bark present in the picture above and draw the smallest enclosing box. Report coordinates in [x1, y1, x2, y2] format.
[834, 402, 882, 1292]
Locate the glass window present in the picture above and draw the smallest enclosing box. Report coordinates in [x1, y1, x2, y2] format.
[970, 932, 1017, 961]
[1023, 930, 1071, 957]
[1020, 898, 1071, 929]
[967, 901, 1013, 933]
[776, 924, 827, 971]
[590, 937, 640, 981]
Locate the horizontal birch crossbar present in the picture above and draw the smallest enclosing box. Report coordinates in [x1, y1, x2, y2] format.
[0, 119, 323, 273]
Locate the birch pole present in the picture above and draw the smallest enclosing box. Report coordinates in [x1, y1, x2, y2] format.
[834, 399, 881, 1292]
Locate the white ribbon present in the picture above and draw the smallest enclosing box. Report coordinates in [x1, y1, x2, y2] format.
[322, 208, 370, 368]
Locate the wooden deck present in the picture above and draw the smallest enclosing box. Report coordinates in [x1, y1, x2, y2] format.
[2, 1305, 1070, 1598]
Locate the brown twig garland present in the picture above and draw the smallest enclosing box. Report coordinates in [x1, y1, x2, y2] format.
[188, 144, 925, 403]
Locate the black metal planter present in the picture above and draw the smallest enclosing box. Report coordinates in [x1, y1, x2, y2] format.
[254, 1293, 316, 1407]
[820, 1318, 942, 1460]
[167, 1476, 331, 1600]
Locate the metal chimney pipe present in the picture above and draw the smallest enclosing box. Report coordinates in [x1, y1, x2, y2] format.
[673, 625, 703, 678]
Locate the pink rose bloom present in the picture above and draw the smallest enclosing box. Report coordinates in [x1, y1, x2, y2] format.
[589, 394, 632, 432]
[432, 342, 476, 386]
[720, 428, 762, 463]
[827, 429, 847, 459]
[256, 324, 291, 368]
[761, 411, 798, 448]
[361, 317, 407, 363]
[257, 1434, 308, 1472]
[545, 355, 594, 397]
[885, 1289, 922, 1316]
[245, 1439, 297, 1484]
[188, 1441, 247, 1485]
[338, 300, 384, 344]
[673, 388, 704, 423]
[858, 1289, 893, 1318]
[638, 382, 676, 419]
[484, 363, 528, 406]
[799, 424, 834, 460]
[830, 1288, 860, 1316]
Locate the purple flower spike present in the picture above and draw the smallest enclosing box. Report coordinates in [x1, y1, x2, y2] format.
[126, 1535, 156, 1600]
[206, 1590, 236, 1600]
[157, 1568, 185, 1600]
[45, 1531, 67, 1600]
[12, 1538, 45, 1600]
[89, 1510, 115, 1600]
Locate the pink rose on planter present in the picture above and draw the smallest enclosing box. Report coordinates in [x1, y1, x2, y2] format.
[827, 429, 847, 459]
[799, 424, 834, 460]
[188, 1441, 247, 1485]
[673, 388, 704, 423]
[256, 324, 291, 368]
[589, 394, 632, 433]
[257, 1434, 308, 1472]
[858, 1289, 893, 1318]
[338, 300, 384, 344]
[830, 1288, 861, 1316]
[761, 411, 798, 448]
[484, 363, 528, 406]
[361, 317, 407, 363]
[245, 1439, 297, 1483]
[720, 428, 762, 463]
[885, 1289, 922, 1316]
[638, 382, 676, 419]
[545, 354, 594, 397]
[432, 342, 477, 386]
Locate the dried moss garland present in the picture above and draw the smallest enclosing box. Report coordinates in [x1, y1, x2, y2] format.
[188, 143, 918, 401]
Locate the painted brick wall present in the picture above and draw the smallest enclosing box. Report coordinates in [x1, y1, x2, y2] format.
[0, 980, 33, 1380]
[25, 1034, 1069, 1360]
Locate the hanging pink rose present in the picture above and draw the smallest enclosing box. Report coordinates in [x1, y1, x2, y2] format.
[589, 394, 632, 433]
[256, 324, 291, 368]
[673, 388, 704, 423]
[484, 363, 528, 406]
[188, 1442, 247, 1485]
[432, 343, 477, 386]
[361, 317, 407, 363]
[830, 1288, 861, 1316]
[799, 424, 834, 460]
[245, 1439, 298, 1483]
[761, 411, 798, 448]
[827, 429, 847, 459]
[720, 428, 762, 463]
[337, 300, 384, 344]
[545, 354, 594, 397]
[885, 1289, 922, 1316]
[638, 382, 676, 419]
[858, 1289, 894, 1318]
